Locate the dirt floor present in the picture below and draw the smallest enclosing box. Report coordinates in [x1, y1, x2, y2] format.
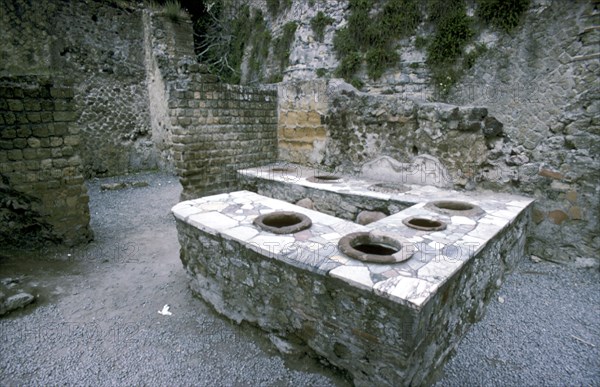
[1, 171, 598, 386]
[1, 172, 346, 386]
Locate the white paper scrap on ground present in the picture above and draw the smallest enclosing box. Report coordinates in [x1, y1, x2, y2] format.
[158, 304, 172, 316]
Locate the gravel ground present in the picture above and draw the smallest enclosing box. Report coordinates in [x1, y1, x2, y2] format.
[1, 171, 598, 386]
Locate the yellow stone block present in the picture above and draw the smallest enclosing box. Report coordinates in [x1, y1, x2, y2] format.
[568, 206, 583, 220]
[306, 111, 321, 126]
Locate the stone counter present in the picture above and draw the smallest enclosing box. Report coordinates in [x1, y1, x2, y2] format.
[173, 186, 533, 385]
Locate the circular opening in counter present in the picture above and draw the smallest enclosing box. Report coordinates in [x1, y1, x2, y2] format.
[338, 232, 412, 263]
[367, 182, 410, 194]
[307, 175, 342, 183]
[269, 167, 296, 173]
[434, 201, 473, 211]
[354, 242, 398, 255]
[402, 216, 447, 231]
[253, 211, 312, 234]
[425, 200, 485, 217]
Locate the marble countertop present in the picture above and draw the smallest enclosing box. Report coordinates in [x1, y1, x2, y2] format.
[173, 182, 533, 310]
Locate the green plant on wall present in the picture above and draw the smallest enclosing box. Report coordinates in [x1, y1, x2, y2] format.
[334, 51, 362, 80]
[221, 4, 251, 84]
[365, 48, 399, 80]
[266, 0, 279, 17]
[196, 4, 271, 84]
[414, 36, 428, 50]
[273, 21, 298, 72]
[162, 0, 184, 22]
[195, 1, 299, 84]
[427, 11, 473, 65]
[193, 0, 528, 91]
[332, 28, 355, 58]
[476, 0, 531, 32]
[310, 11, 334, 42]
[326, 0, 528, 95]
[332, 0, 421, 86]
[247, 10, 271, 82]
[379, 0, 421, 39]
[425, 0, 474, 96]
[426, 0, 528, 96]
[463, 43, 488, 69]
[283, 0, 293, 11]
[267, 0, 293, 18]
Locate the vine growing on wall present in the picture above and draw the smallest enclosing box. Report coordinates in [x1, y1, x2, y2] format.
[196, 3, 252, 84]
[195, 2, 297, 84]
[190, 0, 528, 90]
[424, 0, 529, 96]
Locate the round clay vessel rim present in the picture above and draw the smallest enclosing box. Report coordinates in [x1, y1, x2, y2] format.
[402, 216, 447, 231]
[337, 232, 412, 264]
[269, 167, 296, 173]
[424, 200, 485, 217]
[367, 182, 410, 193]
[306, 175, 343, 183]
[253, 211, 312, 234]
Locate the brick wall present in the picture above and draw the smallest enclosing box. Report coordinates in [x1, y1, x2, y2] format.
[144, 11, 196, 174]
[1, 0, 155, 177]
[171, 68, 278, 200]
[0, 77, 93, 246]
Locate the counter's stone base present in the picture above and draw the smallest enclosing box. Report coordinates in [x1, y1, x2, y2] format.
[174, 190, 531, 386]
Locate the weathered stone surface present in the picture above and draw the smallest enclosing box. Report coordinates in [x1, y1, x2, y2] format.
[0, 292, 34, 316]
[482, 116, 503, 138]
[278, 81, 328, 164]
[265, 0, 599, 267]
[130, 181, 149, 188]
[568, 206, 583, 220]
[295, 198, 314, 209]
[0, 78, 93, 246]
[532, 208, 545, 224]
[0, 0, 160, 177]
[240, 173, 408, 222]
[539, 168, 564, 180]
[360, 155, 453, 188]
[171, 72, 278, 200]
[1, 1, 205, 178]
[355, 210, 387, 225]
[548, 210, 568, 225]
[100, 182, 127, 191]
[173, 188, 532, 386]
[448, 0, 599, 265]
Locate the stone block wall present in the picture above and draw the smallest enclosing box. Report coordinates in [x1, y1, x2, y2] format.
[240, 175, 410, 221]
[144, 12, 196, 173]
[447, 1, 599, 266]
[278, 80, 329, 164]
[175, 198, 531, 386]
[1, 0, 155, 177]
[0, 77, 93, 246]
[322, 86, 504, 189]
[277, 80, 503, 189]
[239, 0, 431, 96]
[171, 69, 278, 199]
